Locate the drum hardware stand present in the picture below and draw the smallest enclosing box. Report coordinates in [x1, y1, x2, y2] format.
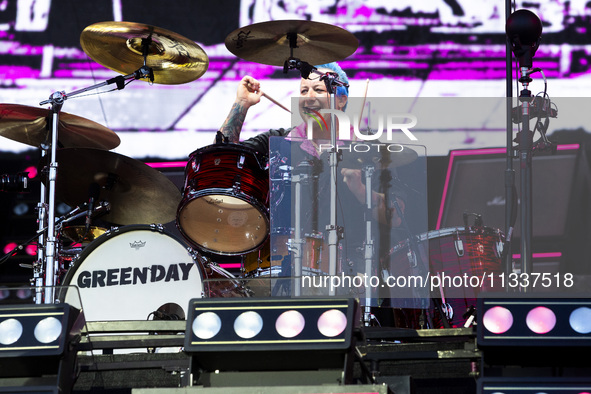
[289, 161, 313, 297]
[284, 58, 348, 295]
[361, 163, 376, 325]
[34, 61, 154, 304]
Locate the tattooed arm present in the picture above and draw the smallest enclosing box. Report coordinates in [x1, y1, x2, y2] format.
[218, 76, 263, 143]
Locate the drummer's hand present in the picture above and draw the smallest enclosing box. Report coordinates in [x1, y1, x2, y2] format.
[237, 76, 263, 108]
[341, 168, 365, 203]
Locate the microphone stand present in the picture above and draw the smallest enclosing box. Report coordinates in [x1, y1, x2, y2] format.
[506, 8, 542, 290]
[35, 65, 153, 304]
[284, 56, 348, 296]
[503, 0, 517, 287]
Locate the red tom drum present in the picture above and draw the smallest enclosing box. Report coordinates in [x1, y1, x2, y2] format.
[386, 226, 504, 328]
[177, 144, 269, 255]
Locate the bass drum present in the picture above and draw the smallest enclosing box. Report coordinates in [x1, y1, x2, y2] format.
[61, 224, 239, 322]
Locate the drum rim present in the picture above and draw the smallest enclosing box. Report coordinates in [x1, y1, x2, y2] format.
[179, 187, 270, 209]
[188, 142, 268, 170]
[177, 191, 271, 256]
[388, 226, 504, 255]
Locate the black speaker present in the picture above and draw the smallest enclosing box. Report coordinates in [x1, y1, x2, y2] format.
[437, 145, 591, 273]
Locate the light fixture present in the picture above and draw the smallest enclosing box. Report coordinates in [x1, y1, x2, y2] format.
[478, 294, 591, 369]
[184, 297, 359, 387]
[479, 377, 591, 394]
[0, 303, 84, 393]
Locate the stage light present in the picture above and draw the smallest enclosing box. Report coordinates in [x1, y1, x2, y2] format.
[25, 243, 37, 256]
[318, 309, 348, 337]
[478, 377, 591, 394]
[12, 202, 29, 216]
[477, 294, 591, 367]
[0, 303, 84, 393]
[233, 310, 263, 339]
[569, 307, 591, 334]
[3, 242, 17, 255]
[482, 306, 514, 334]
[193, 311, 221, 339]
[184, 298, 359, 387]
[0, 318, 23, 345]
[276, 310, 305, 338]
[525, 306, 556, 334]
[34, 317, 63, 344]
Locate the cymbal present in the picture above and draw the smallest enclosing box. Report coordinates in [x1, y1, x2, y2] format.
[80, 21, 209, 85]
[0, 104, 120, 149]
[61, 225, 108, 244]
[43, 148, 181, 225]
[340, 145, 419, 169]
[225, 20, 358, 66]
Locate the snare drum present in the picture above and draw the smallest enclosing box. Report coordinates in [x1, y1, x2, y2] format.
[61, 224, 205, 322]
[177, 144, 269, 255]
[386, 226, 504, 328]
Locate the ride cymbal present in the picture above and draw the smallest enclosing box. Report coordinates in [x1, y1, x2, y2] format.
[80, 21, 209, 85]
[0, 104, 120, 149]
[42, 148, 181, 225]
[225, 20, 358, 66]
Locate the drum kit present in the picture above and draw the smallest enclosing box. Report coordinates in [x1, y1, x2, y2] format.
[0, 19, 503, 328]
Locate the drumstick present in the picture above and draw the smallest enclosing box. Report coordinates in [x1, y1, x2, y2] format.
[262, 91, 292, 113]
[247, 81, 291, 113]
[357, 79, 370, 137]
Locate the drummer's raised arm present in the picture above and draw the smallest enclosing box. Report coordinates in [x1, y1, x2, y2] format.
[218, 76, 263, 143]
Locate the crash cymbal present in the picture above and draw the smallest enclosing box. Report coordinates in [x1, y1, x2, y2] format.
[0, 104, 120, 149]
[80, 21, 209, 85]
[225, 20, 358, 66]
[340, 145, 419, 169]
[42, 148, 181, 225]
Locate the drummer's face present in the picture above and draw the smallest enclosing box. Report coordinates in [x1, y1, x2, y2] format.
[299, 69, 347, 136]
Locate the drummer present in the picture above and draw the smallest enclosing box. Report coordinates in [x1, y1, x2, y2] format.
[218, 62, 404, 228]
[217, 62, 407, 300]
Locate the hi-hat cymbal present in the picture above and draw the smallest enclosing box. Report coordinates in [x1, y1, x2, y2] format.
[61, 225, 108, 244]
[225, 20, 358, 66]
[0, 104, 120, 149]
[42, 148, 181, 225]
[80, 21, 209, 85]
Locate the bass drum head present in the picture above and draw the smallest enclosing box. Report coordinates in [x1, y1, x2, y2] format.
[61, 225, 203, 322]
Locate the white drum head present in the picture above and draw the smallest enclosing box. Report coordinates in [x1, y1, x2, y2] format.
[62, 225, 203, 322]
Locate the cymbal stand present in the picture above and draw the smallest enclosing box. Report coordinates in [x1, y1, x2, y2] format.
[290, 165, 309, 297]
[284, 56, 348, 295]
[34, 100, 61, 304]
[35, 63, 153, 304]
[361, 163, 376, 324]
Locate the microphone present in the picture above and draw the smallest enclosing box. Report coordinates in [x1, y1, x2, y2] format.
[506, 9, 543, 69]
[85, 183, 100, 233]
